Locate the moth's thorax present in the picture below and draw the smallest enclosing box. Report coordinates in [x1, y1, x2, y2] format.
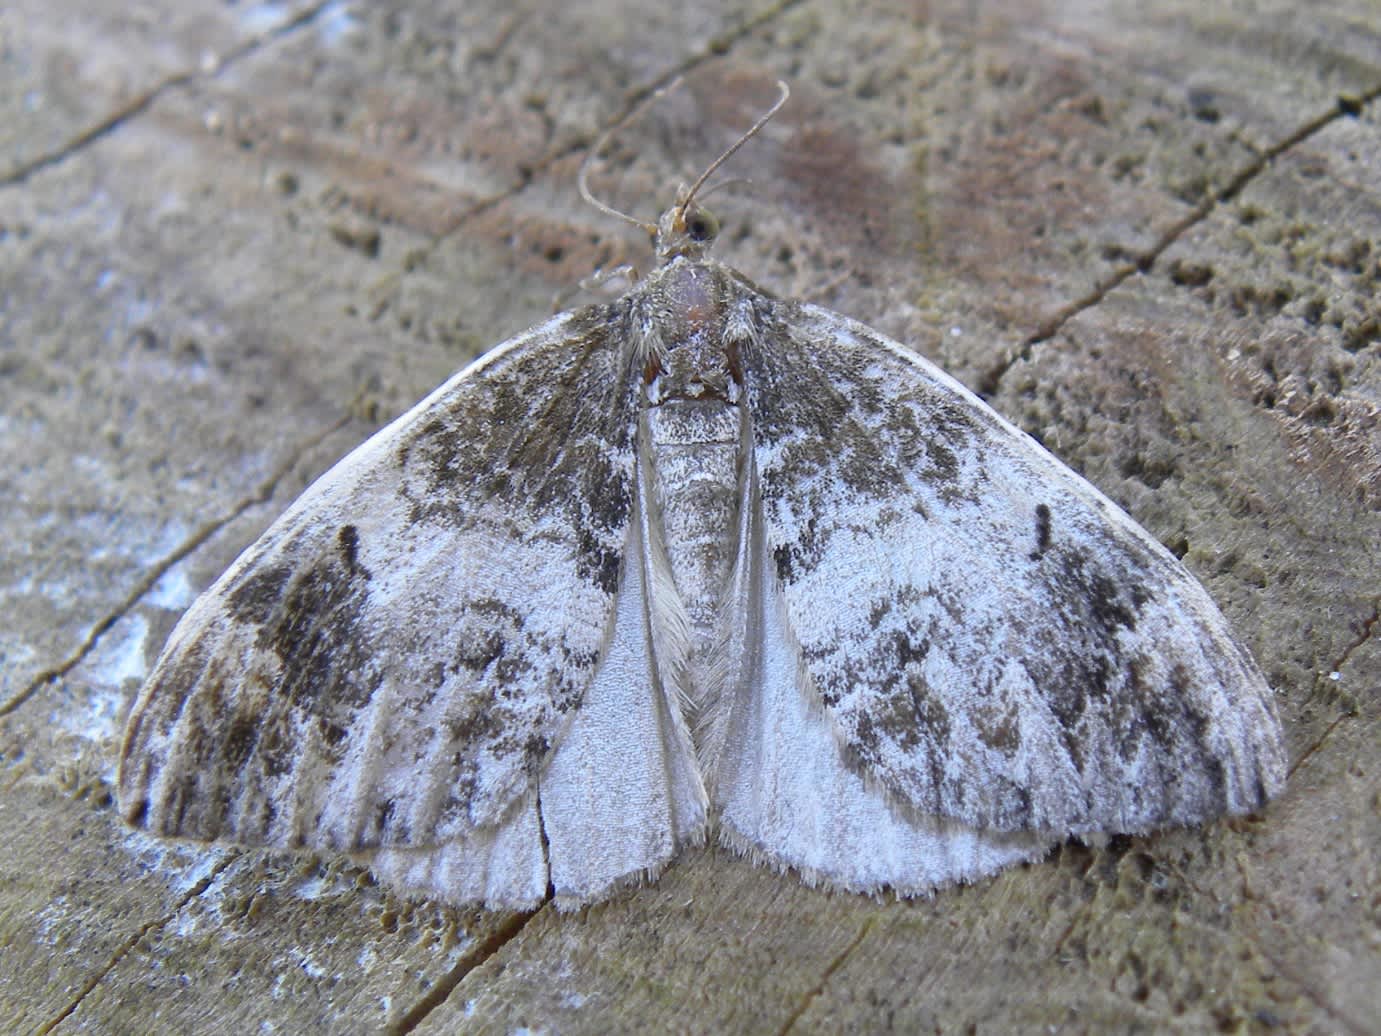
[640, 259, 745, 407]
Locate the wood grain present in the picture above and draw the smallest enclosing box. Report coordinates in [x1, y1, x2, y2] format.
[2, 1, 1376, 1032]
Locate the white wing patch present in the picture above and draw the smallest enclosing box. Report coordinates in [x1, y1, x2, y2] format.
[118, 122, 1286, 911]
[715, 462, 1052, 892]
[536, 506, 706, 906]
[359, 508, 705, 909]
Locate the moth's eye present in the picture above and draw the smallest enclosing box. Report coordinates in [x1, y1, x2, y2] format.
[685, 207, 719, 243]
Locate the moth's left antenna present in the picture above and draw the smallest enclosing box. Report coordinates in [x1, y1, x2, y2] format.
[578, 80, 685, 236]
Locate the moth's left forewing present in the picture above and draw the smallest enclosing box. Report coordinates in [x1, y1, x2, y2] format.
[742, 300, 1285, 839]
[119, 310, 644, 859]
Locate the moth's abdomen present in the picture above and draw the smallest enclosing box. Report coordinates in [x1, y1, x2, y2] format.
[644, 399, 744, 700]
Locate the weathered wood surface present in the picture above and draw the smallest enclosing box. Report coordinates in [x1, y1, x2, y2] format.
[1, 1, 1377, 1032]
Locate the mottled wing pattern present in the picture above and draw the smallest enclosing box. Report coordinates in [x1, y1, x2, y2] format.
[119, 307, 642, 856]
[712, 441, 1055, 893]
[743, 301, 1286, 836]
[358, 499, 706, 909]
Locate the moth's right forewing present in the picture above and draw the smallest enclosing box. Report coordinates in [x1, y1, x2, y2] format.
[118, 308, 642, 857]
[744, 302, 1286, 837]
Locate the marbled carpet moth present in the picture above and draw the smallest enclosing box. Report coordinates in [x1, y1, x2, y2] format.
[119, 82, 1285, 910]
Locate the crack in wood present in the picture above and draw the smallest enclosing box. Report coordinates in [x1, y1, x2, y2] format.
[0, 2, 337, 187]
[977, 83, 1381, 398]
[1329, 598, 1379, 676]
[1287, 710, 1352, 782]
[32, 853, 240, 1035]
[386, 907, 542, 1035]
[1285, 597, 1377, 779]
[0, 414, 351, 720]
[775, 917, 875, 1035]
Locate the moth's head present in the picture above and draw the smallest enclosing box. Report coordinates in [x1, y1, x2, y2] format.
[654, 193, 721, 262]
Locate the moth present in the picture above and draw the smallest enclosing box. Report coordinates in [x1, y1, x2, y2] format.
[119, 83, 1285, 910]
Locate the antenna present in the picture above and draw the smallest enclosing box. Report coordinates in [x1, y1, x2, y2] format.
[676, 80, 789, 222]
[578, 78, 791, 234]
[577, 79, 686, 235]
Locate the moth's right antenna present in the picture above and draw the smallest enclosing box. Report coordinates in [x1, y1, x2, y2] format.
[676, 80, 789, 222]
[578, 79, 687, 236]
